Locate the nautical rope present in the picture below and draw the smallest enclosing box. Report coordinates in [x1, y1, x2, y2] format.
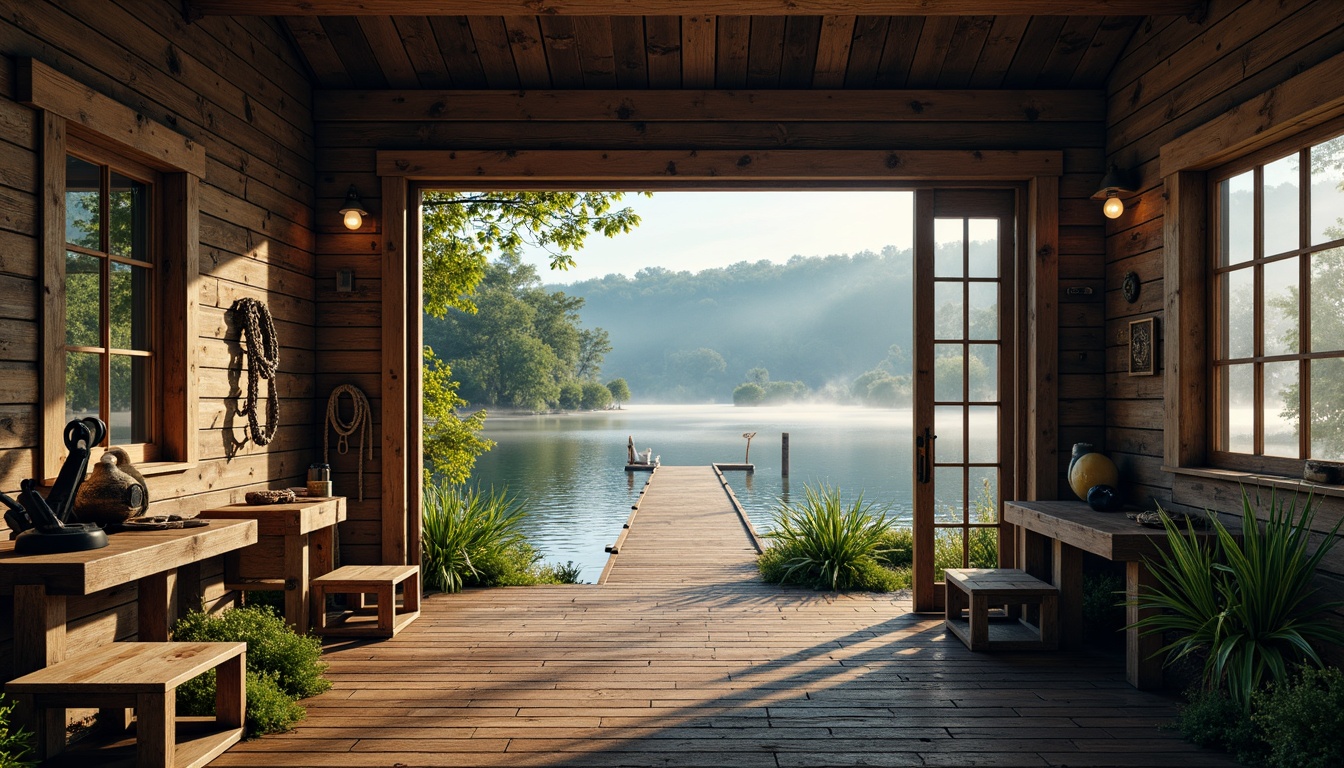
[325, 384, 373, 501]
[234, 297, 280, 446]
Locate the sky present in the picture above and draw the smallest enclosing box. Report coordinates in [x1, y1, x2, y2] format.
[517, 191, 915, 284]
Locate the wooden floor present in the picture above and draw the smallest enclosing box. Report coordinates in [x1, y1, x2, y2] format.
[213, 466, 1235, 768]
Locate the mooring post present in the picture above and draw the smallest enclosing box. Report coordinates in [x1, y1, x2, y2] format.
[781, 432, 790, 477]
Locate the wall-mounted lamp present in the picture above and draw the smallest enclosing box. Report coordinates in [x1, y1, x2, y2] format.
[339, 185, 369, 230]
[1092, 164, 1136, 220]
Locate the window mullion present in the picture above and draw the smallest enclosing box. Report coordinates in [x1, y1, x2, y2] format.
[1253, 166, 1264, 456]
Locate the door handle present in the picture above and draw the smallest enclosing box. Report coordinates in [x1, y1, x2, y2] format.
[916, 427, 937, 484]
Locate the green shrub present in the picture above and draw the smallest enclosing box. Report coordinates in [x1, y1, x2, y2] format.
[172, 606, 330, 738]
[1255, 666, 1344, 768]
[1133, 490, 1344, 708]
[1177, 688, 1266, 764]
[422, 484, 583, 590]
[758, 485, 896, 591]
[0, 694, 35, 768]
[874, 529, 913, 569]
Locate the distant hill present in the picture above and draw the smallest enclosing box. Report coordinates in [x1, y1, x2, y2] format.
[554, 247, 914, 402]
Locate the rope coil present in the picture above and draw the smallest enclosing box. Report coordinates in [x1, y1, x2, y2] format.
[234, 297, 280, 446]
[325, 384, 373, 501]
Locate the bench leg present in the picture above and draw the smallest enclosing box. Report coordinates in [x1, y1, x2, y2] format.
[1052, 541, 1084, 650]
[216, 650, 246, 730]
[378, 583, 395, 635]
[403, 572, 420, 614]
[1127, 561, 1164, 690]
[137, 690, 175, 768]
[969, 593, 989, 651]
[284, 533, 311, 634]
[311, 584, 329, 633]
[1038, 594, 1059, 650]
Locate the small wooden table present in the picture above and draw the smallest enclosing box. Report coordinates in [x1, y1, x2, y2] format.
[1003, 500, 1226, 690]
[198, 497, 346, 634]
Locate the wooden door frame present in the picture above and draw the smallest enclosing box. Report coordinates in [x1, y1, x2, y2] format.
[377, 150, 1061, 582]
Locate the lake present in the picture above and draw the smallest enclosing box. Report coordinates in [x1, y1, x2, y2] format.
[468, 403, 915, 583]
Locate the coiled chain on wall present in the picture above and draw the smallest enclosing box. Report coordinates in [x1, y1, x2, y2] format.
[234, 297, 280, 446]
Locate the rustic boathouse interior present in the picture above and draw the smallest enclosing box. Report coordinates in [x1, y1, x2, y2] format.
[2, 1, 1344, 766]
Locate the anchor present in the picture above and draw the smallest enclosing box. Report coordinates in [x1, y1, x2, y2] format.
[1, 418, 110, 554]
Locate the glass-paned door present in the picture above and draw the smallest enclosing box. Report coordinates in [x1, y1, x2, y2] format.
[912, 190, 1016, 612]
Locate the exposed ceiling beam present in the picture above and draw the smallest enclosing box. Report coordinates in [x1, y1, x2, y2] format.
[191, 1, 1204, 17]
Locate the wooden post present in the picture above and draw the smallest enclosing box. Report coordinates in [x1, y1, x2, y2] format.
[781, 432, 790, 477]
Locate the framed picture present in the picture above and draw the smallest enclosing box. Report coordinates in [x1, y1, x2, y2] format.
[1129, 317, 1156, 376]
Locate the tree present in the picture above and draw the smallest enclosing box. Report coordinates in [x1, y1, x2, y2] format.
[420, 191, 641, 480]
[606, 378, 631, 409]
[581, 381, 613, 410]
[733, 382, 766, 406]
[576, 328, 612, 381]
[558, 380, 584, 411]
[746, 367, 770, 386]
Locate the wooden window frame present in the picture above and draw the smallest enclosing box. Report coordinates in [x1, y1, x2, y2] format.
[18, 59, 204, 480]
[1160, 49, 1344, 494]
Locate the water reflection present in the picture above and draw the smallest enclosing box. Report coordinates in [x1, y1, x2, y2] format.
[467, 403, 919, 583]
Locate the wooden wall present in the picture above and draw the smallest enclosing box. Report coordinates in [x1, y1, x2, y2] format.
[0, 0, 316, 676]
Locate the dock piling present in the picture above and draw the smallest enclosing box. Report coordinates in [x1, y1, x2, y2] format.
[782, 432, 790, 477]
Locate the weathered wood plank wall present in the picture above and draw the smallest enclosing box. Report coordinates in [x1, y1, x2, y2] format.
[0, 0, 316, 677]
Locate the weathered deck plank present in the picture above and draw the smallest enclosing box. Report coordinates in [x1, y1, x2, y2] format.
[209, 466, 1234, 767]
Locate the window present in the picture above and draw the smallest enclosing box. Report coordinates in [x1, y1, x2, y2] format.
[63, 147, 158, 456]
[1211, 129, 1344, 472]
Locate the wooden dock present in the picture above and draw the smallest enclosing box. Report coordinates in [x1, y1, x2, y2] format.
[212, 466, 1236, 768]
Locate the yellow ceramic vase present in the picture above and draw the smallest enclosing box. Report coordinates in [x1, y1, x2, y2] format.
[1068, 452, 1119, 501]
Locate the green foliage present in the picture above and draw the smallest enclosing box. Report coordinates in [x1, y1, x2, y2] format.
[423, 348, 494, 484]
[605, 378, 631, 408]
[1132, 491, 1344, 709]
[931, 477, 1000, 573]
[172, 606, 330, 738]
[1255, 666, 1344, 768]
[758, 485, 897, 591]
[1176, 688, 1267, 764]
[580, 380, 613, 410]
[421, 484, 582, 592]
[558, 380, 584, 410]
[0, 694, 35, 768]
[873, 528, 913, 568]
[732, 382, 765, 406]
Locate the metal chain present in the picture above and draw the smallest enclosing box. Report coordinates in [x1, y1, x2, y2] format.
[234, 297, 280, 446]
[325, 384, 373, 501]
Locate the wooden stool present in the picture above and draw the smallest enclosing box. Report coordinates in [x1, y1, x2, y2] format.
[944, 568, 1059, 651]
[311, 565, 421, 637]
[5, 642, 245, 768]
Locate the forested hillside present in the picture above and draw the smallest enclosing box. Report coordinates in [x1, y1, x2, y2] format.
[559, 247, 914, 403]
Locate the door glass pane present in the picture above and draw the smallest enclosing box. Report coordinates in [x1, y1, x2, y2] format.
[967, 406, 998, 464]
[110, 355, 151, 444]
[1311, 247, 1344, 353]
[934, 282, 963, 340]
[110, 263, 152, 351]
[1311, 358, 1344, 460]
[967, 283, 997, 340]
[65, 350, 100, 423]
[1263, 360, 1299, 458]
[968, 344, 997, 401]
[1311, 140, 1344, 246]
[967, 219, 997, 278]
[65, 156, 100, 250]
[1263, 256, 1298, 356]
[1224, 364, 1254, 453]
[1262, 154, 1300, 257]
[934, 218, 963, 277]
[968, 467, 998, 523]
[934, 406, 964, 463]
[934, 527, 964, 573]
[109, 172, 150, 262]
[934, 345, 963, 401]
[65, 251, 101, 347]
[933, 467, 965, 524]
[1223, 267, 1254, 359]
[1221, 171, 1254, 266]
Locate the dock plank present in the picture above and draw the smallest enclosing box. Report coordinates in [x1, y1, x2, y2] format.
[208, 465, 1234, 768]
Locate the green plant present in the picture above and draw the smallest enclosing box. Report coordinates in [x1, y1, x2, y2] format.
[539, 560, 584, 584]
[758, 485, 896, 591]
[421, 484, 529, 592]
[1133, 490, 1344, 709]
[1176, 688, 1266, 764]
[172, 606, 331, 737]
[1254, 666, 1344, 768]
[0, 694, 35, 768]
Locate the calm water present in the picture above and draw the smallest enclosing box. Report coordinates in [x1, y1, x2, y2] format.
[468, 403, 915, 583]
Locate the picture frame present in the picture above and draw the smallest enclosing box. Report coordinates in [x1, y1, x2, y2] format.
[1129, 317, 1156, 376]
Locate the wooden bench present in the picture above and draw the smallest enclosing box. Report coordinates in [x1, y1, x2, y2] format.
[4, 642, 245, 768]
[944, 568, 1059, 651]
[311, 564, 420, 638]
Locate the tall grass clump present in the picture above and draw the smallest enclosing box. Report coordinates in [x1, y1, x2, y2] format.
[1133, 490, 1344, 710]
[758, 484, 899, 591]
[0, 694, 35, 768]
[422, 483, 583, 591]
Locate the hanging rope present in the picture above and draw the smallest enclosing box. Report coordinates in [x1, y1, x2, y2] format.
[234, 297, 280, 446]
[325, 384, 373, 502]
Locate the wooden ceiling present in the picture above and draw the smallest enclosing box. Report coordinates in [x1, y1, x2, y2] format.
[191, 3, 1204, 91]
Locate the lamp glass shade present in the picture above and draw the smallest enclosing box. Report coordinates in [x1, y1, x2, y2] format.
[342, 209, 363, 230]
[339, 185, 368, 230]
[1103, 193, 1124, 219]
